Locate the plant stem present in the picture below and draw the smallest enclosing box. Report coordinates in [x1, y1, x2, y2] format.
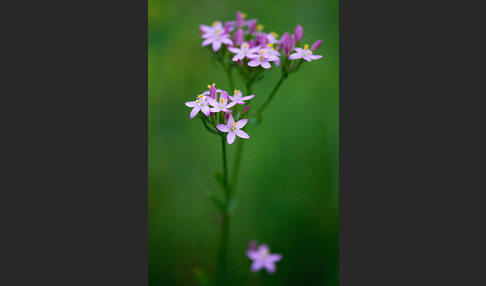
[217, 136, 230, 286]
[257, 76, 286, 115]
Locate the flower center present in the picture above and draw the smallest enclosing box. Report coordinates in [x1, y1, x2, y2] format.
[242, 43, 249, 49]
[267, 43, 274, 51]
[231, 122, 237, 131]
[220, 98, 227, 103]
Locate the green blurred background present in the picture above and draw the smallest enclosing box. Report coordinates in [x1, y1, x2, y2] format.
[148, 0, 338, 285]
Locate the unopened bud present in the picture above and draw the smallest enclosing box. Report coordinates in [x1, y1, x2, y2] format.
[241, 105, 250, 116]
[294, 25, 303, 42]
[311, 39, 322, 51]
[233, 29, 244, 46]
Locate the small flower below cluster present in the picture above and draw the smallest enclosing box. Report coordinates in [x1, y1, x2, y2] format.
[216, 114, 249, 144]
[289, 44, 323, 62]
[246, 241, 282, 274]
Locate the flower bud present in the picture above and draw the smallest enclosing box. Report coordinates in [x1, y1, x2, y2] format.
[236, 11, 244, 28]
[248, 239, 258, 251]
[257, 32, 267, 47]
[311, 39, 322, 51]
[224, 111, 231, 122]
[233, 29, 244, 47]
[289, 34, 295, 51]
[209, 84, 217, 99]
[249, 39, 255, 48]
[283, 39, 291, 56]
[199, 25, 205, 36]
[276, 32, 289, 52]
[241, 105, 250, 116]
[237, 59, 243, 66]
[247, 19, 257, 34]
[223, 22, 231, 34]
[294, 25, 303, 42]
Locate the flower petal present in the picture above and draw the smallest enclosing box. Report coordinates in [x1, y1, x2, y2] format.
[227, 113, 235, 125]
[185, 101, 196, 107]
[227, 131, 236, 144]
[189, 106, 200, 119]
[216, 124, 230, 132]
[209, 107, 220, 113]
[228, 47, 240, 54]
[310, 55, 322, 60]
[261, 61, 271, 69]
[246, 250, 260, 260]
[241, 95, 255, 101]
[247, 60, 260, 67]
[202, 38, 213, 47]
[263, 261, 276, 274]
[212, 41, 222, 52]
[288, 53, 302, 60]
[201, 105, 210, 116]
[226, 101, 237, 109]
[251, 261, 264, 272]
[235, 119, 248, 129]
[267, 254, 282, 263]
[235, 130, 250, 139]
[206, 96, 218, 107]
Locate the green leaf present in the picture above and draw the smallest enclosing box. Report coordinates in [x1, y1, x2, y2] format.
[193, 267, 214, 286]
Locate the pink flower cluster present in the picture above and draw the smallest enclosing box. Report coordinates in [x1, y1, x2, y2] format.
[185, 83, 253, 144]
[199, 12, 323, 69]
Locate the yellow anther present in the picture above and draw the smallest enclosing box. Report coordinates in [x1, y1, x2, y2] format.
[197, 94, 203, 99]
[242, 43, 249, 49]
[257, 24, 264, 31]
[259, 50, 264, 54]
[241, 12, 247, 19]
[307, 51, 311, 54]
[196, 99, 199, 102]
[212, 83, 215, 86]
[207, 84, 211, 89]
[232, 122, 237, 128]
[234, 89, 239, 94]
[212, 21, 219, 27]
[220, 98, 227, 103]
[267, 43, 274, 48]
[270, 31, 278, 38]
[304, 44, 309, 50]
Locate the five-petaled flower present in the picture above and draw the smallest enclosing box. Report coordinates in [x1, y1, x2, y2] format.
[289, 44, 322, 62]
[248, 50, 275, 69]
[201, 21, 233, 52]
[228, 89, 254, 105]
[185, 94, 210, 119]
[216, 114, 250, 144]
[207, 90, 237, 113]
[228, 42, 260, 61]
[246, 243, 282, 274]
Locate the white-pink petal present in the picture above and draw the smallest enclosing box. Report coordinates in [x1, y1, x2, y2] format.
[227, 132, 236, 144]
[185, 101, 196, 107]
[201, 105, 210, 116]
[189, 107, 200, 119]
[235, 130, 250, 139]
[235, 119, 248, 129]
[212, 41, 222, 52]
[202, 38, 213, 47]
[261, 61, 271, 69]
[288, 53, 302, 60]
[216, 124, 230, 132]
[248, 60, 260, 67]
[206, 97, 218, 107]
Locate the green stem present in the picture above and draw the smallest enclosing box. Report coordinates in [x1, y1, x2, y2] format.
[257, 76, 286, 115]
[217, 136, 230, 286]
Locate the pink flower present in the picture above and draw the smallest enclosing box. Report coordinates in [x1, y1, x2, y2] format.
[228, 42, 260, 61]
[228, 89, 254, 105]
[289, 44, 322, 62]
[216, 114, 249, 144]
[200, 21, 233, 52]
[246, 243, 282, 274]
[185, 94, 210, 119]
[207, 90, 236, 113]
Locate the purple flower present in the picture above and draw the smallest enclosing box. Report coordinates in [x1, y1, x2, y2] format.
[228, 89, 255, 105]
[201, 21, 233, 52]
[311, 39, 322, 51]
[207, 90, 236, 113]
[246, 243, 282, 274]
[289, 44, 323, 62]
[247, 53, 272, 69]
[201, 83, 221, 100]
[216, 113, 249, 144]
[294, 25, 303, 42]
[266, 31, 280, 44]
[185, 94, 210, 119]
[233, 29, 244, 47]
[228, 42, 260, 61]
[236, 11, 246, 28]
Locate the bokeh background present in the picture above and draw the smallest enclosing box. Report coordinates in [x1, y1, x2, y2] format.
[148, 0, 338, 285]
